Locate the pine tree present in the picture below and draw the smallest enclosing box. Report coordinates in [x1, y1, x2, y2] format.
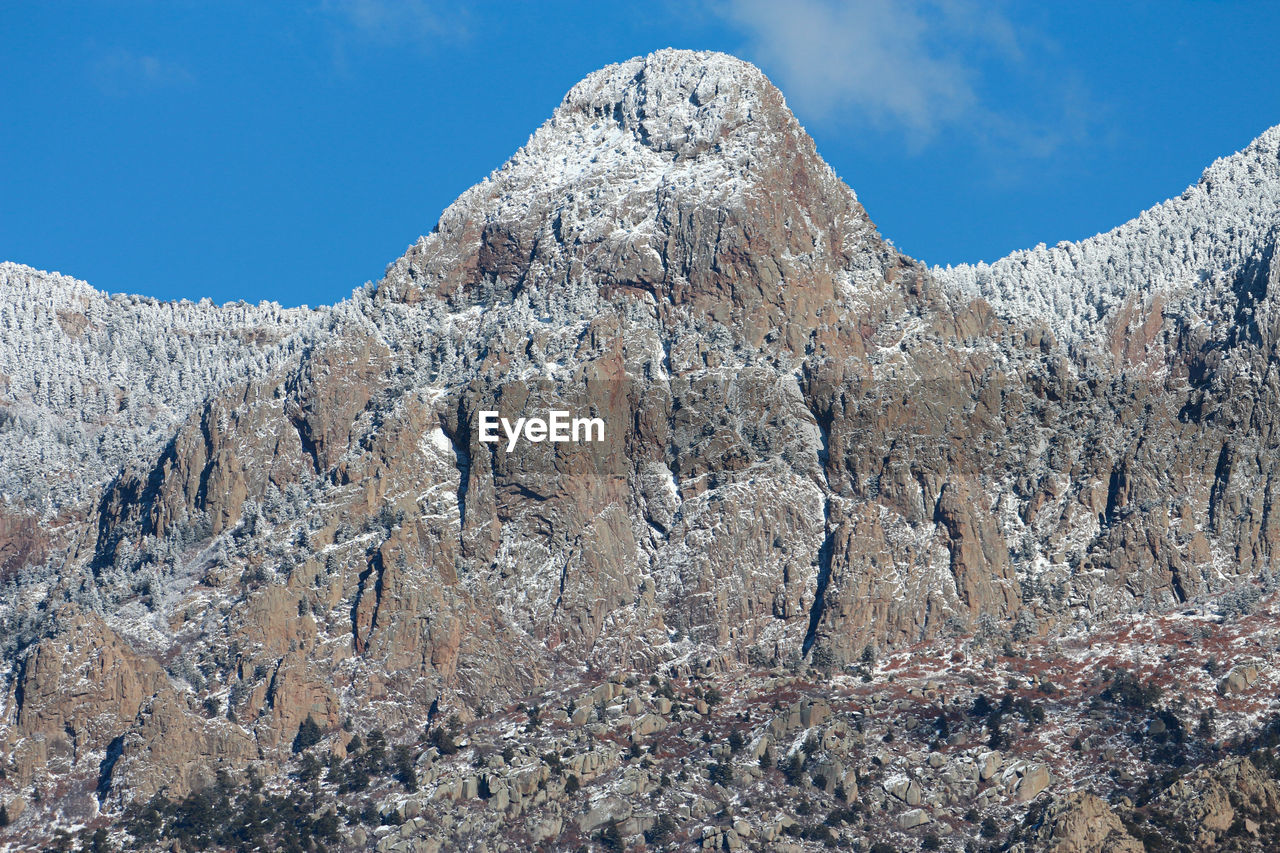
[393, 745, 418, 792]
[292, 715, 322, 753]
[597, 822, 624, 851]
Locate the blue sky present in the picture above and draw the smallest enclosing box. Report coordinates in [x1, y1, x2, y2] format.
[4, 1, 1280, 307]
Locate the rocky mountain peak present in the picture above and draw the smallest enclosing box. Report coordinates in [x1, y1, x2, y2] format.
[376, 50, 887, 323]
[555, 49, 793, 158]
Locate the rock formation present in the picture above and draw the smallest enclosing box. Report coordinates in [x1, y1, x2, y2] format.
[3, 48, 1280, 850]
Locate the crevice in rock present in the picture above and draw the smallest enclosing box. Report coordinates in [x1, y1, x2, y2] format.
[815, 408, 833, 483]
[802, 503, 834, 658]
[802, 389, 837, 658]
[1104, 466, 1125, 526]
[13, 655, 27, 726]
[195, 404, 222, 508]
[553, 557, 569, 615]
[369, 551, 385, 636]
[509, 483, 550, 502]
[1228, 238, 1274, 349]
[1209, 442, 1232, 529]
[96, 734, 125, 803]
[288, 411, 321, 476]
[350, 550, 386, 654]
[448, 401, 472, 531]
[264, 658, 283, 709]
[1170, 563, 1188, 604]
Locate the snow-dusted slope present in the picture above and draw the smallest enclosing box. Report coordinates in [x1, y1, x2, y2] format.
[378, 49, 886, 308]
[938, 126, 1280, 346]
[0, 262, 325, 514]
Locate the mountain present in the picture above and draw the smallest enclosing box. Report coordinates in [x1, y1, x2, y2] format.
[3, 49, 1280, 852]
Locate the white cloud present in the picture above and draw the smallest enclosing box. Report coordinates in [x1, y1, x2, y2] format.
[718, 0, 1021, 142]
[319, 0, 470, 44]
[91, 50, 194, 96]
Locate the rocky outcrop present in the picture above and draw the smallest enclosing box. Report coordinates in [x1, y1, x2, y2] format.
[1150, 756, 1280, 849]
[1012, 792, 1142, 853]
[5, 608, 165, 786]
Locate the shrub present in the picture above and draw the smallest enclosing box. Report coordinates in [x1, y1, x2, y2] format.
[803, 824, 837, 846]
[728, 729, 745, 754]
[596, 822, 624, 851]
[783, 752, 805, 785]
[1198, 709, 1216, 739]
[343, 760, 370, 793]
[708, 762, 734, 786]
[364, 729, 386, 771]
[1102, 669, 1163, 710]
[644, 813, 677, 844]
[428, 726, 458, 756]
[295, 752, 322, 785]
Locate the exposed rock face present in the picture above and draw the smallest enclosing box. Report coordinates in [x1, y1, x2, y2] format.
[6, 609, 165, 784]
[1012, 792, 1142, 853]
[3, 47, 1280, 850]
[1151, 755, 1280, 848]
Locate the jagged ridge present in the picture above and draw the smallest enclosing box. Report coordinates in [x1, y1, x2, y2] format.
[939, 125, 1280, 346]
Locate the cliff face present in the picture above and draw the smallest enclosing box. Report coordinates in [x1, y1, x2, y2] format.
[4, 48, 1280, 850]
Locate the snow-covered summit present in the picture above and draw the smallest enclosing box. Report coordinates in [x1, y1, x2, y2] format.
[938, 125, 1280, 346]
[376, 49, 876, 306]
[557, 49, 788, 158]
